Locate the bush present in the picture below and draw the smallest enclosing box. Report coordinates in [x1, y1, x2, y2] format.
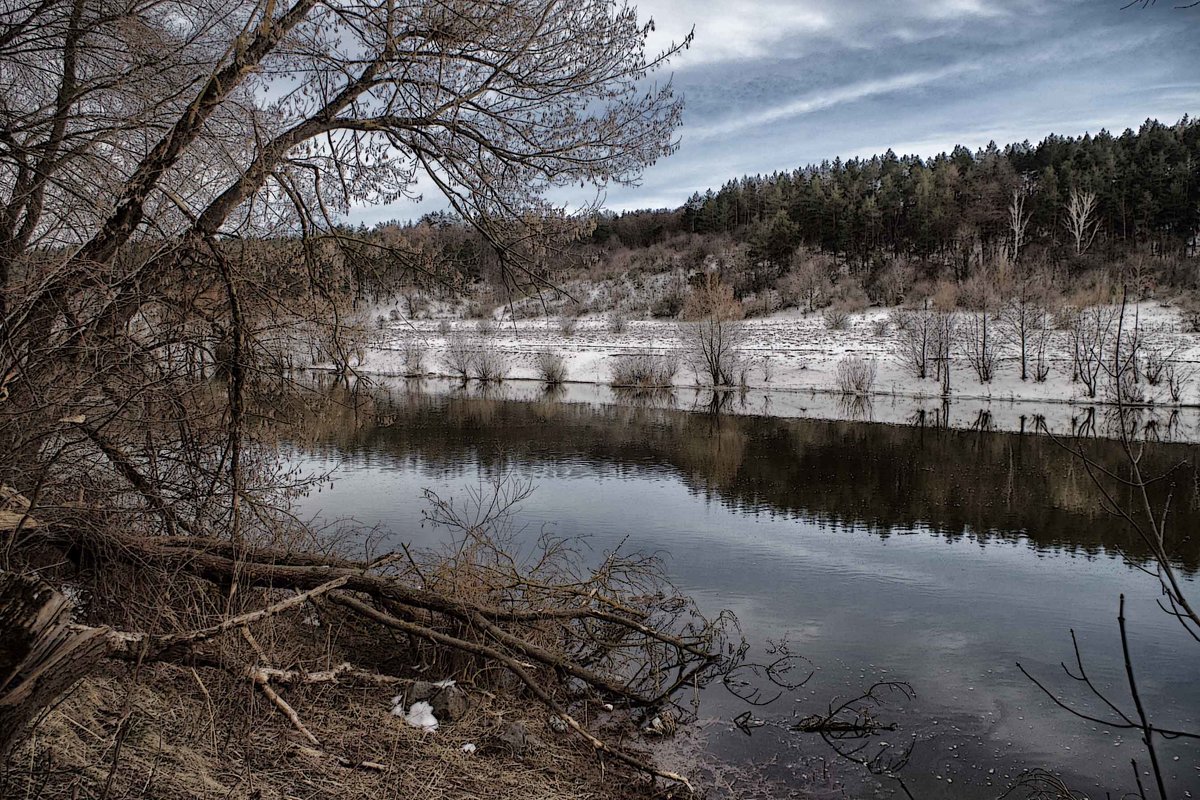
[895, 308, 933, 379]
[650, 291, 684, 319]
[401, 340, 426, 377]
[1166, 361, 1193, 403]
[443, 332, 474, 381]
[682, 272, 743, 321]
[558, 316, 579, 337]
[1180, 296, 1200, 333]
[609, 353, 678, 388]
[535, 352, 567, 384]
[610, 312, 628, 333]
[930, 280, 959, 311]
[471, 343, 509, 383]
[835, 356, 878, 395]
[822, 306, 851, 330]
[870, 317, 890, 337]
[778, 251, 835, 312]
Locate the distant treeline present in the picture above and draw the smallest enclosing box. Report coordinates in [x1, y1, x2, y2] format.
[598, 117, 1199, 268]
[360, 116, 1200, 307]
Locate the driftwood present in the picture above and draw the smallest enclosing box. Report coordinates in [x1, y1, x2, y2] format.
[0, 520, 727, 790]
[791, 715, 897, 734]
[0, 572, 109, 758]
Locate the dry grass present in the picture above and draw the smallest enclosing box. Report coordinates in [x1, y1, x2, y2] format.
[3, 667, 651, 800]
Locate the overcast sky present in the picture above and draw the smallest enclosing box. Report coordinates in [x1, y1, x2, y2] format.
[360, 0, 1199, 224]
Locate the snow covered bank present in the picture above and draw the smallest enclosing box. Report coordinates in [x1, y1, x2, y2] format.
[336, 302, 1200, 441]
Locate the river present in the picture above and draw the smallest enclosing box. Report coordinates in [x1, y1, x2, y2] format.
[291, 377, 1200, 799]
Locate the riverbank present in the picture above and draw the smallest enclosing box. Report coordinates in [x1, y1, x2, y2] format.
[341, 302, 1200, 441]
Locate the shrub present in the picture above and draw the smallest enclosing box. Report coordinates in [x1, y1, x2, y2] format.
[610, 312, 628, 333]
[650, 290, 684, 319]
[401, 340, 426, 377]
[872, 259, 915, 306]
[1142, 341, 1179, 387]
[777, 254, 833, 312]
[535, 352, 567, 384]
[835, 356, 878, 395]
[1071, 306, 1119, 398]
[870, 317, 890, 337]
[930, 280, 959, 311]
[896, 308, 934, 379]
[1180, 296, 1200, 333]
[471, 343, 509, 383]
[829, 279, 869, 312]
[822, 306, 850, 330]
[443, 332, 474, 381]
[609, 353, 678, 388]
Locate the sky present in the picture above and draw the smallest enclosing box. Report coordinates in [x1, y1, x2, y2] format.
[358, 0, 1200, 224]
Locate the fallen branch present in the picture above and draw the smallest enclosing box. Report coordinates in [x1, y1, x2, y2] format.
[251, 667, 320, 746]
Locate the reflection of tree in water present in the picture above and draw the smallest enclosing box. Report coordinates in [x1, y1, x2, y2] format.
[675, 410, 748, 491]
[970, 409, 994, 433]
[291, 385, 1200, 572]
[612, 386, 678, 409]
[837, 394, 874, 422]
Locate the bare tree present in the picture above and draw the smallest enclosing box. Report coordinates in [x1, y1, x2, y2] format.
[0, 0, 714, 785]
[1070, 306, 1119, 399]
[780, 249, 834, 312]
[1008, 187, 1032, 264]
[962, 310, 1000, 383]
[896, 306, 936, 380]
[1063, 188, 1102, 256]
[931, 311, 957, 395]
[681, 272, 744, 386]
[1023, 299, 1200, 799]
[998, 269, 1047, 381]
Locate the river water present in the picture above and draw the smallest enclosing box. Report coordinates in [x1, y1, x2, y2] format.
[291, 378, 1200, 799]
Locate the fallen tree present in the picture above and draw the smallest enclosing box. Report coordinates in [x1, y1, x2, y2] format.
[1, 485, 735, 793]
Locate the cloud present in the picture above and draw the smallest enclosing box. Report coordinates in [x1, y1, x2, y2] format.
[688, 64, 975, 141]
[637, 0, 831, 66]
[348, 0, 1197, 224]
[920, 0, 1009, 20]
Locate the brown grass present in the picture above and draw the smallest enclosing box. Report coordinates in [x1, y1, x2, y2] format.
[4, 668, 651, 800]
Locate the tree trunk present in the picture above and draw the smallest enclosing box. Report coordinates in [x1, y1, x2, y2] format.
[0, 571, 109, 757]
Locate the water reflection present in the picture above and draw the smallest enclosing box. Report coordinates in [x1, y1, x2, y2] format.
[290, 379, 1200, 798]
[297, 380, 1200, 573]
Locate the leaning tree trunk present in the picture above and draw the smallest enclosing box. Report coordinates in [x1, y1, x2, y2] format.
[0, 571, 110, 757]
